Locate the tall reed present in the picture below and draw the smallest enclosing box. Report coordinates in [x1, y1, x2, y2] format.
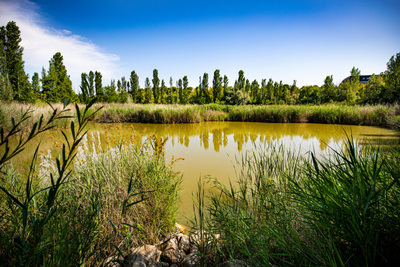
[193, 137, 400, 266]
[0, 102, 182, 265]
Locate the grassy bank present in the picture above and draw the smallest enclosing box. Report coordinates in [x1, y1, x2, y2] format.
[90, 103, 400, 128]
[1, 102, 399, 134]
[0, 103, 182, 266]
[192, 138, 400, 266]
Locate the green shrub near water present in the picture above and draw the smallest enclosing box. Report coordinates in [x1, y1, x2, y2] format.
[193, 137, 400, 266]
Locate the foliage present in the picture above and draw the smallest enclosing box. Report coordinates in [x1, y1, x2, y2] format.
[41, 52, 77, 103]
[193, 137, 400, 266]
[0, 101, 182, 265]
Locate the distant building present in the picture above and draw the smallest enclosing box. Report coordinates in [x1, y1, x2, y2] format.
[341, 75, 371, 84]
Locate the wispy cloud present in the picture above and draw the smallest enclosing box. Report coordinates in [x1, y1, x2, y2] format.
[0, 0, 119, 91]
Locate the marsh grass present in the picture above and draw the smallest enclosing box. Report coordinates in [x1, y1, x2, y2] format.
[0, 102, 182, 266]
[1, 102, 397, 131]
[94, 103, 397, 128]
[0, 101, 75, 134]
[193, 136, 400, 266]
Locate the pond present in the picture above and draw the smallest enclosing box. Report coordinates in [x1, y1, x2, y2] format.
[7, 121, 399, 223]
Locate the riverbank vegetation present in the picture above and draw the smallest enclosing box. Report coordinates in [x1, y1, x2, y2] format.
[192, 138, 400, 266]
[2, 103, 399, 135]
[0, 102, 182, 265]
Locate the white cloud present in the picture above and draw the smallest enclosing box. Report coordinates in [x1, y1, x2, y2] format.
[0, 0, 119, 91]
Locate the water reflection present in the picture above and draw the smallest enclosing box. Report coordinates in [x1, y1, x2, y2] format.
[92, 121, 399, 153]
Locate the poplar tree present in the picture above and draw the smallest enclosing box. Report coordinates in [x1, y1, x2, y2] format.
[95, 71, 103, 99]
[237, 70, 245, 92]
[223, 75, 229, 101]
[152, 69, 160, 103]
[202, 72, 210, 103]
[130, 70, 139, 103]
[178, 78, 183, 103]
[182, 76, 189, 104]
[160, 79, 166, 104]
[144, 77, 152, 103]
[88, 71, 95, 97]
[80, 73, 89, 102]
[250, 79, 259, 104]
[212, 69, 222, 103]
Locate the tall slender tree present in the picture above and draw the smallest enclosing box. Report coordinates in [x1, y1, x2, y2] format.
[144, 77, 152, 103]
[202, 72, 210, 103]
[88, 71, 95, 97]
[152, 69, 160, 103]
[178, 78, 183, 103]
[130, 70, 139, 103]
[182, 76, 189, 104]
[212, 69, 222, 103]
[0, 21, 29, 100]
[80, 73, 89, 103]
[95, 71, 103, 99]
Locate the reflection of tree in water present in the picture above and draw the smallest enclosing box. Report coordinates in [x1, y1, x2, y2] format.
[212, 128, 223, 152]
[96, 122, 397, 153]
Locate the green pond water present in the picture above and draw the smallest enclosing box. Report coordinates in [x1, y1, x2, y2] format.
[6, 121, 399, 223]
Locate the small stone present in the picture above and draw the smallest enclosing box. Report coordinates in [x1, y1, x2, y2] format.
[161, 239, 185, 264]
[129, 245, 161, 266]
[170, 264, 179, 267]
[178, 234, 191, 253]
[181, 252, 200, 267]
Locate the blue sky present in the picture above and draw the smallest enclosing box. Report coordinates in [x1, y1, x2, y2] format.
[1, 0, 399, 91]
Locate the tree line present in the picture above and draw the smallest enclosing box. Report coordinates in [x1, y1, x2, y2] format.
[1, 21, 399, 105]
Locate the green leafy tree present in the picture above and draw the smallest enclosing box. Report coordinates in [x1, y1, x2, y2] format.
[41, 52, 76, 102]
[160, 79, 166, 104]
[222, 75, 229, 102]
[346, 67, 360, 103]
[321, 75, 337, 103]
[88, 71, 95, 98]
[212, 69, 222, 103]
[95, 71, 103, 100]
[266, 78, 274, 104]
[250, 79, 259, 104]
[31, 72, 40, 93]
[104, 79, 117, 102]
[144, 77, 152, 103]
[202, 72, 211, 104]
[384, 52, 400, 103]
[178, 78, 183, 103]
[0, 38, 12, 101]
[130, 70, 139, 103]
[236, 70, 245, 92]
[182, 76, 189, 104]
[0, 21, 30, 101]
[364, 74, 385, 104]
[152, 69, 160, 103]
[80, 73, 89, 103]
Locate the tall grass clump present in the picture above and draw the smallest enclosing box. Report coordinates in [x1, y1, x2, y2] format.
[0, 101, 182, 265]
[0, 101, 73, 134]
[193, 136, 400, 266]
